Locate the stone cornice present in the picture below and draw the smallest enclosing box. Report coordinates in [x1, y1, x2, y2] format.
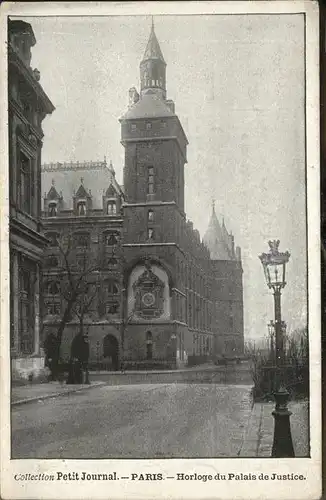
[42, 216, 124, 225]
[42, 161, 107, 172]
[120, 135, 187, 163]
[8, 46, 55, 114]
[122, 242, 186, 257]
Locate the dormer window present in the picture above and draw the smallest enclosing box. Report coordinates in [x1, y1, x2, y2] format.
[107, 201, 117, 215]
[105, 233, 118, 246]
[48, 202, 57, 217]
[108, 257, 118, 268]
[48, 281, 60, 295]
[77, 201, 86, 216]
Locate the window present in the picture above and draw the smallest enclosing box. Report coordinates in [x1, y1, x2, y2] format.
[148, 228, 154, 241]
[146, 331, 153, 360]
[19, 152, 32, 214]
[77, 201, 86, 216]
[74, 232, 90, 248]
[131, 123, 137, 131]
[19, 264, 35, 354]
[106, 302, 119, 314]
[107, 201, 117, 215]
[146, 122, 152, 130]
[45, 256, 59, 268]
[76, 256, 86, 269]
[105, 233, 118, 246]
[45, 232, 59, 247]
[148, 209, 154, 222]
[106, 281, 119, 295]
[148, 166, 154, 195]
[108, 257, 118, 268]
[47, 303, 61, 315]
[229, 302, 234, 330]
[48, 281, 60, 295]
[48, 202, 57, 217]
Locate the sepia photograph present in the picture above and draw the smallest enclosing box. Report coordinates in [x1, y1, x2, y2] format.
[0, 2, 321, 500]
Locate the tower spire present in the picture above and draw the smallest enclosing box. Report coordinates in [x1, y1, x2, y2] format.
[140, 19, 166, 99]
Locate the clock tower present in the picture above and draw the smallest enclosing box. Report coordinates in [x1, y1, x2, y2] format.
[120, 20, 189, 366]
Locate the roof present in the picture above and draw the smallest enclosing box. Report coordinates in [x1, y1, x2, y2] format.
[203, 204, 234, 260]
[121, 92, 175, 120]
[41, 161, 123, 211]
[141, 22, 165, 64]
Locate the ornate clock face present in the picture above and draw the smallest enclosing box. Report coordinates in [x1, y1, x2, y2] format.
[142, 292, 155, 307]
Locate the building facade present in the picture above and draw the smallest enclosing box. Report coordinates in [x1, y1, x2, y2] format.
[41, 23, 244, 369]
[8, 20, 55, 379]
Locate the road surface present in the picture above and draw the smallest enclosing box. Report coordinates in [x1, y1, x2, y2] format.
[12, 383, 253, 459]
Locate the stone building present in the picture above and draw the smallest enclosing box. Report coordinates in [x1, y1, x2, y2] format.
[41, 23, 244, 369]
[8, 20, 55, 379]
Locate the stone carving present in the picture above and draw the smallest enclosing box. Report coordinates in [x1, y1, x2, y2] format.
[133, 262, 165, 319]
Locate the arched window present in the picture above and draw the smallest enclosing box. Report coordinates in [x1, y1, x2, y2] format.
[48, 202, 57, 217]
[107, 201, 117, 215]
[148, 228, 154, 241]
[105, 233, 118, 246]
[77, 201, 86, 216]
[48, 281, 60, 295]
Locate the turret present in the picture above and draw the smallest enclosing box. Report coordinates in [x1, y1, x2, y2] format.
[140, 18, 166, 100]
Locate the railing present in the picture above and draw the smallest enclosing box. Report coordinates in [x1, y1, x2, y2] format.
[252, 362, 309, 400]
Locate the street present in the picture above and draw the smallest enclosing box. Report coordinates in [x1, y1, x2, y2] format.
[11, 383, 253, 459]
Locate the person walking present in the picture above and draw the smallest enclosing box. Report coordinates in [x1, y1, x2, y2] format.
[44, 331, 59, 381]
[67, 331, 90, 384]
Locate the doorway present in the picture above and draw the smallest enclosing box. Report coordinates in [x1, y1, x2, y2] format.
[103, 334, 119, 371]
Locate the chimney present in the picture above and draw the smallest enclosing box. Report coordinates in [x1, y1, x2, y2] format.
[165, 100, 175, 113]
[129, 87, 139, 107]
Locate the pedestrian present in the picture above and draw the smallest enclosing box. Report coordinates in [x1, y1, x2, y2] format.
[67, 331, 90, 384]
[44, 331, 59, 381]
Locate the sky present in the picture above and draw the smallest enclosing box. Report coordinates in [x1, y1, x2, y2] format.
[17, 14, 307, 340]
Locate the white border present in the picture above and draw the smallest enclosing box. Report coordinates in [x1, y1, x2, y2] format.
[0, 2, 321, 499]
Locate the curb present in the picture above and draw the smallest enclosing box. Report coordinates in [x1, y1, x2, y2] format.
[239, 402, 264, 457]
[11, 381, 107, 407]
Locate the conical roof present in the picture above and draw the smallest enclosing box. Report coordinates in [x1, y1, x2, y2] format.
[203, 203, 233, 260]
[141, 21, 165, 64]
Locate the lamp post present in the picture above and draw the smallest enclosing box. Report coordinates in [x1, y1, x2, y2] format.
[259, 240, 294, 457]
[267, 320, 275, 363]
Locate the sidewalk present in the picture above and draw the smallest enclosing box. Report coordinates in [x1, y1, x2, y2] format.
[11, 380, 106, 406]
[240, 399, 309, 457]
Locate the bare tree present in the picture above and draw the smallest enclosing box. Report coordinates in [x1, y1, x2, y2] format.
[43, 233, 99, 375]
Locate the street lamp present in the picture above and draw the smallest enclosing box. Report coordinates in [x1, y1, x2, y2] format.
[267, 320, 275, 363]
[259, 240, 294, 457]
